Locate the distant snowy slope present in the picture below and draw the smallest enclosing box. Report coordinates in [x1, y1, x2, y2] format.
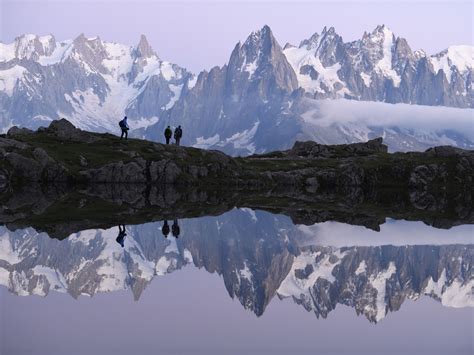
[0, 34, 194, 132]
[283, 25, 473, 107]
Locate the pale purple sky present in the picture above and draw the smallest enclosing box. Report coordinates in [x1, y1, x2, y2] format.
[1, 0, 473, 73]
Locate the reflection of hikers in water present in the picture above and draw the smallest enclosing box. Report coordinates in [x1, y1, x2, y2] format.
[172, 219, 180, 238]
[164, 126, 172, 144]
[162, 220, 170, 238]
[174, 126, 183, 146]
[116, 225, 127, 247]
[119, 116, 129, 140]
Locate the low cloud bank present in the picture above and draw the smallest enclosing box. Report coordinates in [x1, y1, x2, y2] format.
[305, 99, 474, 141]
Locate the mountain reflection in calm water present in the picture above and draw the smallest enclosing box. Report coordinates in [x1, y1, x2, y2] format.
[0, 208, 472, 326]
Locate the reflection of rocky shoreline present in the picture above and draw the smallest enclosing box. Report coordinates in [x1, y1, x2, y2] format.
[1, 182, 473, 239]
[0, 209, 472, 323]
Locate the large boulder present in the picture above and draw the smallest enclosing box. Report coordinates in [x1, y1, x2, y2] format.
[425, 145, 467, 157]
[6, 126, 34, 137]
[289, 137, 387, 158]
[45, 119, 100, 143]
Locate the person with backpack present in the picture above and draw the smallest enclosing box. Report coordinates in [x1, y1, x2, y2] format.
[174, 125, 183, 146]
[164, 126, 172, 144]
[119, 116, 129, 140]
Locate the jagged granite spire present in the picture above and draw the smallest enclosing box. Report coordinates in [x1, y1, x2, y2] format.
[135, 34, 156, 58]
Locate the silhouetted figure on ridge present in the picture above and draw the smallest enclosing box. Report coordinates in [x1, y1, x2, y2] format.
[119, 116, 129, 140]
[164, 126, 172, 144]
[116, 225, 127, 247]
[162, 220, 170, 238]
[172, 219, 180, 238]
[174, 126, 183, 146]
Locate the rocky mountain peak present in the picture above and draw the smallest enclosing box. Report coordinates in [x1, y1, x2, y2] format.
[72, 33, 87, 44]
[299, 32, 320, 50]
[227, 25, 297, 92]
[321, 26, 337, 36]
[309, 26, 345, 67]
[369, 24, 395, 45]
[240, 24, 278, 59]
[69, 33, 108, 73]
[13, 34, 57, 60]
[135, 34, 156, 58]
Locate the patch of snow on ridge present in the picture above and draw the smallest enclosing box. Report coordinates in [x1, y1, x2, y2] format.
[284, 45, 348, 95]
[95, 227, 129, 293]
[194, 134, 220, 149]
[243, 58, 258, 79]
[369, 262, 396, 322]
[0, 42, 16, 62]
[241, 208, 258, 222]
[0, 65, 27, 96]
[160, 61, 179, 81]
[355, 260, 367, 275]
[32, 266, 68, 294]
[38, 40, 73, 66]
[277, 249, 346, 299]
[187, 76, 197, 89]
[424, 269, 474, 308]
[103, 42, 134, 78]
[0, 268, 9, 286]
[239, 262, 253, 282]
[0, 231, 20, 265]
[360, 72, 371, 87]
[430, 45, 474, 83]
[375, 27, 401, 87]
[165, 84, 183, 110]
[221, 121, 260, 154]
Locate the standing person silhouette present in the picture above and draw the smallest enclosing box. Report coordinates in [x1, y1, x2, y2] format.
[174, 125, 183, 146]
[119, 116, 129, 140]
[172, 219, 180, 238]
[162, 220, 170, 238]
[164, 126, 172, 144]
[116, 225, 127, 247]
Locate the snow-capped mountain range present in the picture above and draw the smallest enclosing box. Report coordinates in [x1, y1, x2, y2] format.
[0, 33, 194, 132]
[0, 209, 472, 323]
[1, 25, 473, 154]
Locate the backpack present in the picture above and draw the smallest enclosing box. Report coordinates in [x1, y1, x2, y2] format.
[175, 127, 182, 138]
[119, 120, 126, 129]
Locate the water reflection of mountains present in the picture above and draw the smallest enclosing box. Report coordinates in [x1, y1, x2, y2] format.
[0, 184, 472, 323]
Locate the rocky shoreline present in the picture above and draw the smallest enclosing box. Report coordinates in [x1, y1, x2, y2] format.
[0, 119, 473, 191]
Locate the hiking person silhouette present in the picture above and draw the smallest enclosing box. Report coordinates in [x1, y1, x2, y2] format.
[174, 126, 183, 146]
[162, 220, 170, 238]
[119, 116, 129, 140]
[164, 126, 172, 144]
[172, 219, 180, 238]
[116, 225, 127, 247]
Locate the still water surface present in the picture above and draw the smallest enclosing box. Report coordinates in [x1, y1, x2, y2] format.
[0, 208, 472, 355]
